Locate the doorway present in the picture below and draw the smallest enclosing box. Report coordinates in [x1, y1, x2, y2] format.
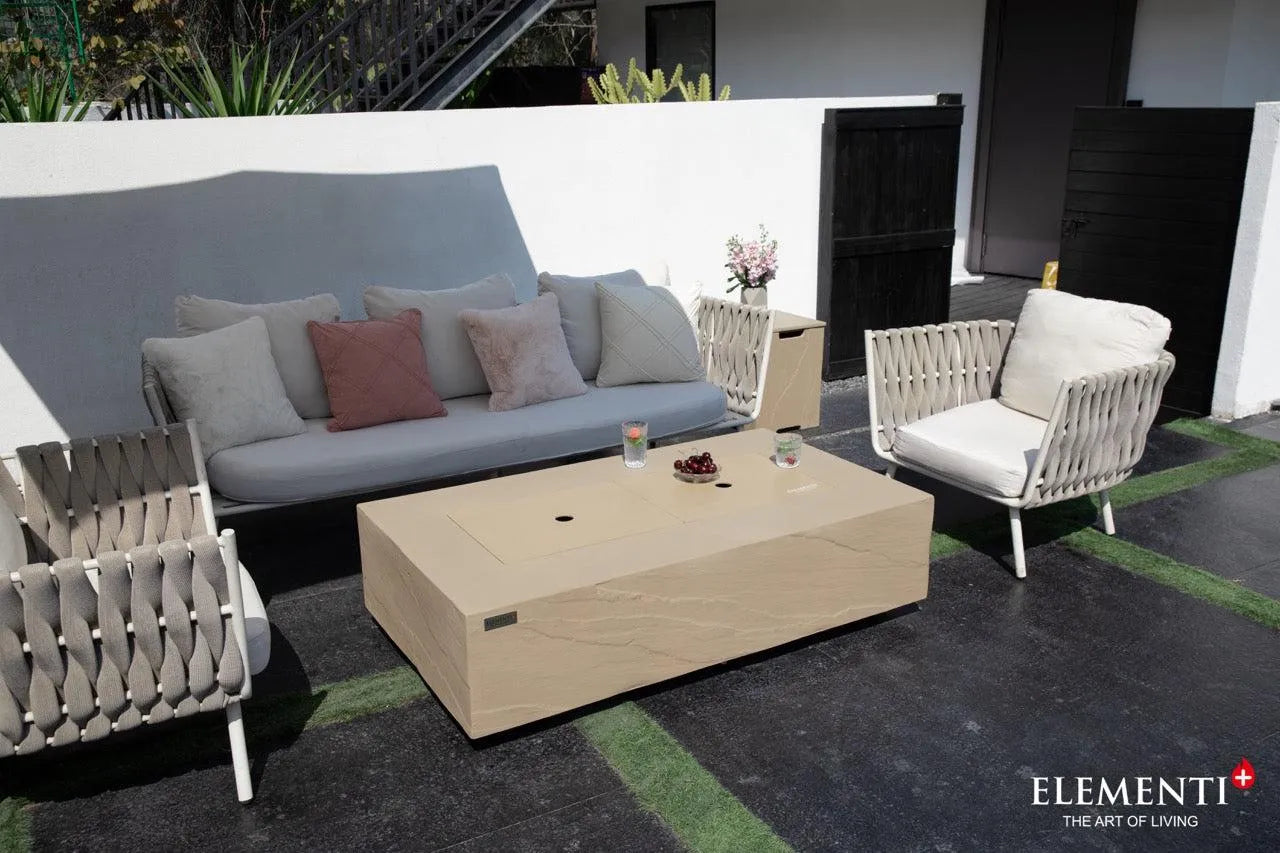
[969, 0, 1136, 278]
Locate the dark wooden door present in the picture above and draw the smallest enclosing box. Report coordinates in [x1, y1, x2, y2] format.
[973, 0, 1135, 277]
[1058, 107, 1254, 415]
[818, 104, 963, 379]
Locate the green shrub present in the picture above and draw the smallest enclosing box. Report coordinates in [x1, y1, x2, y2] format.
[0, 68, 91, 122]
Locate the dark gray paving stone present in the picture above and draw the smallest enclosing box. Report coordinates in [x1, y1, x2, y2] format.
[1230, 411, 1280, 442]
[1132, 424, 1230, 476]
[638, 545, 1280, 852]
[28, 700, 637, 853]
[808, 378, 871, 436]
[442, 790, 681, 853]
[1114, 463, 1280, 595]
[254, 574, 408, 697]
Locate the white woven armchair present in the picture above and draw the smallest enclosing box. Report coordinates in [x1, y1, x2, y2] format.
[0, 422, 270, 801]
[866, 317, 1175, 578]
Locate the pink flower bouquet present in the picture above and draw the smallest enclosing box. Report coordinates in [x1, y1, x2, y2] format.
[725, 225, 779, 293]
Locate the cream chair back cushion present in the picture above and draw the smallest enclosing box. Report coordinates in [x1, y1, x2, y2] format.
[998, 289, 1171, 420]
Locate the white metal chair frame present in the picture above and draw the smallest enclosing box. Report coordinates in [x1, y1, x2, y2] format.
[1, 421, 254, 801]
[865, 320, 1175, 578]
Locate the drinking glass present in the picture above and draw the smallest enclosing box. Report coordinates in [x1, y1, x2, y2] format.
[774, 432, 802, 468]
[622, 421, 648, 468]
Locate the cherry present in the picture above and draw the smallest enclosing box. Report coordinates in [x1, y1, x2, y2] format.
[675, 460, 685, 471]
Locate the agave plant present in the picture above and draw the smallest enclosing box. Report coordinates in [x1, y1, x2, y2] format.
[151, 43, 325, 118]
[0, 69, 92, 122]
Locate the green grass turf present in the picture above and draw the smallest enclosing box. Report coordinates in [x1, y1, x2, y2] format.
[576, 702, 793, 853]
[0, 799, 30, 853]
[1063, 528, 1280, 630]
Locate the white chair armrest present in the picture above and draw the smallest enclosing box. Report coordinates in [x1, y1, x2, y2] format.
[697, 296, 774, 421]
[1023, 352, 1176, 507]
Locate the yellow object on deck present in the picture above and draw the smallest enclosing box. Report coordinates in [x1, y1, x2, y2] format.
[1042, 261, 1059, 289]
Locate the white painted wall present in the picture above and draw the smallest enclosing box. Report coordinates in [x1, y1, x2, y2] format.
[1128, 0, 1280, 107]
[1213, 102, 1280, 419]
[596, 0, 987, 280]
[0, 96, 932, 447]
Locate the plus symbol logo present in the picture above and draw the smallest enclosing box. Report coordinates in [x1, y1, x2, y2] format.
[1231, 757, 1256, 790]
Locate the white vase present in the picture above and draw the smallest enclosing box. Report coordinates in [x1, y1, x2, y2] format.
[740, 286, 768, 308]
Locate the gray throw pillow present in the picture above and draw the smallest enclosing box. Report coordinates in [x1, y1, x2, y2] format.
[143, 316, 306, 458]
[459, 293, 588, 412]
[596, 283, 705, 387]
[364, 274, 517, 400]
[537, 269, 646, 380]
[176, 293, 341, 419]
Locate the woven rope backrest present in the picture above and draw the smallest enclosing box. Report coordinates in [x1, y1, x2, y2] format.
[0, 535, 246, 756]
[1029, 352, 1176, 507]
[867, 321, 1016, 450]
[698, 297, 773, 418]
[0, 426, 206, 565]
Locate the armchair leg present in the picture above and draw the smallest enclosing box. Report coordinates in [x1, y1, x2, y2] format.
[885, 463, 898, 479]
[226, 701, 253, 803]
[1009, 508, 1027, 579]
[1099, 489, 1116, 535]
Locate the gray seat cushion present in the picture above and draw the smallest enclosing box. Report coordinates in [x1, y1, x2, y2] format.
[206, 381, 729, 503]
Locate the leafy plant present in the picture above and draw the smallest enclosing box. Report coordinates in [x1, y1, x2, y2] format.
[0, 68, 91, 122]
[150, 42, 324, 117]
[588, 57, 730, 104]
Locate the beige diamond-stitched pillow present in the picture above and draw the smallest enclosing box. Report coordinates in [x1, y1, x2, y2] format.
[596, 283, 705, 387]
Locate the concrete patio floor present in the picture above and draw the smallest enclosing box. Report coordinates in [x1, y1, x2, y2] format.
[3, 384, 1278, 852]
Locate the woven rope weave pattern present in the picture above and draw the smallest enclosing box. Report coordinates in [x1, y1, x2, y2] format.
[1028, 353, 1175, 507]
[0, 426, 206, 564]
[867, 321, 1016, 451]
[0, 534, 245, 756]
[698, 297, 772, 418]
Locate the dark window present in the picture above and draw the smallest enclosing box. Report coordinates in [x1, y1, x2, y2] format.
[645, 2, 716, 91]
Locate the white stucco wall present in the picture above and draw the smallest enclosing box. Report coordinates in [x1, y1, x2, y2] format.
[0, 96, 932, 447]
[596, 0, 987, 280]
[1212, 102, 1280, 419]
[1128, 0, 1280, 107]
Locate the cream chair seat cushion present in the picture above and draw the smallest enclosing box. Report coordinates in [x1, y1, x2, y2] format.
[236, 563, 272, 676]
[892, 399, 1049, 498]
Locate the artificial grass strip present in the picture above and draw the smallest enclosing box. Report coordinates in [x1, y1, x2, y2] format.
[0, 798, 30, 853]
[295, 666, 428, 731]
[577, 702, 793, 853]
[1165, 417, 1280, 457]
[1063, 528, 1280, 630]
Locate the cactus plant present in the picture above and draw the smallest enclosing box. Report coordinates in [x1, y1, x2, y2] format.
[589, 58, 729, 104]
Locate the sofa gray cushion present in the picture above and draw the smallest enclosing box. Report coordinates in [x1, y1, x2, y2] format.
[206, 381, 729, 503]
[176, 293, 341, 418]
[596, 283, 705, 387]
[363, 274, 517, 400]
[143, 317, 306, 458]
[537, 269, 646, 380]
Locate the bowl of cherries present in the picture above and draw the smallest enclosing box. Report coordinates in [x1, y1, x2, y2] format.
[674, 450, 720, 483]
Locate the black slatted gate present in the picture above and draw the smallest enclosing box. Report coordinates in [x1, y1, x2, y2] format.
[1058, 107, 1254, 415]
[817, 102, 964, 379]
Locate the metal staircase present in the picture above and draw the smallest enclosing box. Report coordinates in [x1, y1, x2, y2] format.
[275, 0, 561, 112]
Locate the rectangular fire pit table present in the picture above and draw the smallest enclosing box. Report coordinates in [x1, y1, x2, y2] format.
[358, 428, 933, 738]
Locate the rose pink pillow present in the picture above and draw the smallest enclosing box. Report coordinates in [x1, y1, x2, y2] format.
[307, 308, 447, 432]
[459, 293, 588, 412]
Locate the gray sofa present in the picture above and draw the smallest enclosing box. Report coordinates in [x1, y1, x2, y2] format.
[143, 295, 773, 509]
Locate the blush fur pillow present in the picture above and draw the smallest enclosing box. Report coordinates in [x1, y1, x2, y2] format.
[459, 293, 588, 412]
